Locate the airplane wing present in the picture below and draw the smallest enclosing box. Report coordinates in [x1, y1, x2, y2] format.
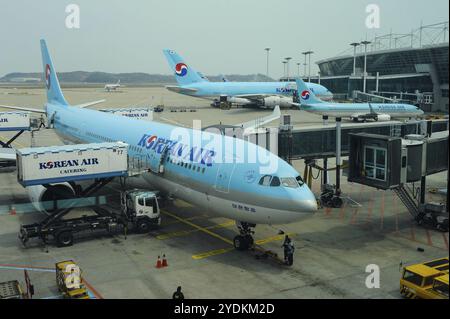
[165, 86, 198, 94]
[0, 104, 46, 114]
[235, 105, 281, 130]
[75, 99, 106, 109]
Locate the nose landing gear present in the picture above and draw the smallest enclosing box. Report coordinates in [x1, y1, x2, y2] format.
[233, 221, 255, 251]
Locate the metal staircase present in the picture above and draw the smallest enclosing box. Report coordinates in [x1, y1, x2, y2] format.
[393, 185, 422, 221]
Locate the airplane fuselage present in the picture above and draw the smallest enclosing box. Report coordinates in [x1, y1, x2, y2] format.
[46, 103, 317, 225]
[302, 103, 424, 118]
[171, 81, 333, 101]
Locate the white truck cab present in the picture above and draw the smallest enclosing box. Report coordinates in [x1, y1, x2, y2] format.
[120, 189, 161, 233]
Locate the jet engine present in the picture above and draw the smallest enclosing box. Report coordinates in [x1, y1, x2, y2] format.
[262, 96, 292, 108]
[26, 183, 76, 214]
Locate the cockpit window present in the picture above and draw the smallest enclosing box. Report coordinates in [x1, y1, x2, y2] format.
[270, 176, 281, 187]
[296, 175, 305, 186]
[281, 177, 299, 188]
[259, 175, 272, 186]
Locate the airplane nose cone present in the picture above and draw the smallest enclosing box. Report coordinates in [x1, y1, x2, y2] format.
[301, 199, 318, 213]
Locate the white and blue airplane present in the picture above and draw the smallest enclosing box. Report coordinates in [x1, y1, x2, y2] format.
[163, 49, 333, 109]
[0, 40, 317, 250]
[294, 78, 424, 122]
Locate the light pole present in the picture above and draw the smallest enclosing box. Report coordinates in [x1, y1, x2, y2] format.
[308, 51, 314, 82]
[302, 51, 313, 81]
[282, 61, 287, 79]
[297, 63, 301, 77]
[264, 48, 270, 78]
[350, 42, 360, 76]
[361, 41, 371, 93]
[285, 57, 292, 80]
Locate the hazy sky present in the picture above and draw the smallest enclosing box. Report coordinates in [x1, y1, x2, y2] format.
[0, 0, 448, 78]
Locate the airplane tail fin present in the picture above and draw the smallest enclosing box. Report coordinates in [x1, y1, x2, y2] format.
[40, 39, 68, 106]
[163, 49, 207, 86]
[295, 78, 324, 105]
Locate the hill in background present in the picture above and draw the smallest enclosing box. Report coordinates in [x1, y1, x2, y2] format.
[0, 72, 274, 84]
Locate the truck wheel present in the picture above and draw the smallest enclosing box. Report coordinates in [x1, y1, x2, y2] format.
[135, 219, 151, 233]
[55, 231, 73, 247]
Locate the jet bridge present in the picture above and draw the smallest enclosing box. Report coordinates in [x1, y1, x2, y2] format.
[347, 132, 448, 231]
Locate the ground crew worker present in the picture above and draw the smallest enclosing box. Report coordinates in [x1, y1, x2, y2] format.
[282, 235, 292, 265]
[172, 286, 184, 300]
[286, 240, 295, 266]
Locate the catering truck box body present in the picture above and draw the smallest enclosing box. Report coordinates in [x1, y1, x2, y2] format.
[0, 111, 30, 131]
[16, 142, 129, 186]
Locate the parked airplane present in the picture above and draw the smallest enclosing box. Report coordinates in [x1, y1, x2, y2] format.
[163, 49, 333, 109]
[0, 40, 317, 250]
[105, 79, 121, 92]
[294, 78, 424, 122]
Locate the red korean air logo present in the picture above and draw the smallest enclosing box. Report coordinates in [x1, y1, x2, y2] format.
[45, 64, 51, 90]
[301, 90, 310, 100]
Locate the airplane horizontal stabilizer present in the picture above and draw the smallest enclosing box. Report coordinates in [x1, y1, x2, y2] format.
[0, 104, 46, 114]
[75, 99, 106, 108]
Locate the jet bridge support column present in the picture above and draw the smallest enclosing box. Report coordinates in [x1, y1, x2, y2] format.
[322, 115, 329, 126]
[335, 117, 342, 196]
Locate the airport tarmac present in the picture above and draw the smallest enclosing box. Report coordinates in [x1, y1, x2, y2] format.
[0, 86, 448, 299]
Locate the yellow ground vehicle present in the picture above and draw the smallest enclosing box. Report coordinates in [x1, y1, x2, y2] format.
[400, 257, 449, 299]
[56, 260, 90, 299]
[424, 274, 449, 299]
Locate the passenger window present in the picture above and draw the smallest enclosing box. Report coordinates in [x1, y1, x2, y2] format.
[270, 176, 281, 186]
[259, 175, 272, 186]
[145, 197, 154, 207]
[296, 175, 304, 186]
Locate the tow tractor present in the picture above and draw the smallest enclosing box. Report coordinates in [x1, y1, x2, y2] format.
[19, 188, 161, 247]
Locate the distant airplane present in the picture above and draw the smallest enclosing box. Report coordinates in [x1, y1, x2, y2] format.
[163, 49, 333, 109]
[294, 78, 424, 122]
[0, 40, 317, 251]
[105, 79, 121, 92]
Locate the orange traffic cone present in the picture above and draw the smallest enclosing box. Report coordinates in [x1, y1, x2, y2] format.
[10, 206, 16, 216]
[162, 254, 168, 267]
[156, 256, 162, 268]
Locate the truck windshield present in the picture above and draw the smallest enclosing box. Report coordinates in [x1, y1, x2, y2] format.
[433, 281, 449, 297]
[403, 270, 424, 286]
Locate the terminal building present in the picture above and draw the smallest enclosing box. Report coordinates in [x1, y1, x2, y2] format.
[286, 22, 449, 113]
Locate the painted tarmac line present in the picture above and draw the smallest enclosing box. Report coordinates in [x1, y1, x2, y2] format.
[157, 220, 235, 240]
[0, 134, 27, 148]
[192, 233, 295, 260]
[161, 209, 234, 245]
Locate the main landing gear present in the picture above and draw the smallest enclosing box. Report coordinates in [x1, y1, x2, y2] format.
[233, 221, 255, 251]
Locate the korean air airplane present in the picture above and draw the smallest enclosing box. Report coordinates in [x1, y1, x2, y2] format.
[0, 40, 317, 251]
[163, 49, 333, 109]
[294, 78, 424, 122]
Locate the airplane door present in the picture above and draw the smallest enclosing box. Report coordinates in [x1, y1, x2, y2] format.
[214, 164, 235, 193]
[148, 145, 168, 174]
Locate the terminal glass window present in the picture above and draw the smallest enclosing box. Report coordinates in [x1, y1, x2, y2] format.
[364, 146, 387, 182]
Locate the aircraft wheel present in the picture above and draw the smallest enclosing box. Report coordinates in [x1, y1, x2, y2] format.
[233, 235, 249, 251]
